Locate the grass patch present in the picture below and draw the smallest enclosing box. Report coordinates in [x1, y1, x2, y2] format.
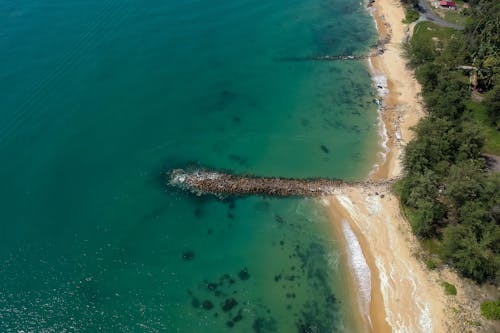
[442, 281, 457, 295]
[403, 9, 420, 24]
[466, 320, 482, 326]
[443, 10, 467, 26]
[426, 259, 438, 270]
[421, 238, 441, 257]
[412, 21, 456, 42]
[468, 101, 500, 155]
[480, 300, 500, 320]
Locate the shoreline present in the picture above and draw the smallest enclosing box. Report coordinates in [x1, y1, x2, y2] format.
[326, 1, 500, 332]
[325, 0, 441, 331]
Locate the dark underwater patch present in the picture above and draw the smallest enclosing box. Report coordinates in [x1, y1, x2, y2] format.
[182, 250, 195, 261]
[238, 267, 250, 281]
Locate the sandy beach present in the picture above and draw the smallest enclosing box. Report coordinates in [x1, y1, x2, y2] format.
[325, 0, 499, 332]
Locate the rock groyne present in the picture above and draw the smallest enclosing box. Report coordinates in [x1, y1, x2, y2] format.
[168, 169, 393, 198]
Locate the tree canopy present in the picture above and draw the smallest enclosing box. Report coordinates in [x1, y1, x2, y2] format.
[399, 7, 500, 284]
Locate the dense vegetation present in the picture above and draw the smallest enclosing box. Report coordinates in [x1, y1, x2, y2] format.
[397, 0, 500, 285]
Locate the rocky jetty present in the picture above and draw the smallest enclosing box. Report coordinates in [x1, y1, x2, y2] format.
[277, 34, 390, 64]
[168, 168, 392, 198]
[278, 54, 369, 62]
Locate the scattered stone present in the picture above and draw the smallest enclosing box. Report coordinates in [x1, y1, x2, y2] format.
[274, 215, 285, 224]
[320, 145, 329, 154]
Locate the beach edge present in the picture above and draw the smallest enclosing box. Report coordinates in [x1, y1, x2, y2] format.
[324, 0, 447, 331]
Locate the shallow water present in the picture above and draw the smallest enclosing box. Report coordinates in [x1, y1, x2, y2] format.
[0, 0, 377, 331]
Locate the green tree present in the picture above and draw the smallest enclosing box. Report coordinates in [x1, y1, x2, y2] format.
[455, 121, 485, 161]
[441, 224, 500, 283]
[484, 84, 500, 128]
[443, 160, 486, 209]
[411, 198, 446, 238]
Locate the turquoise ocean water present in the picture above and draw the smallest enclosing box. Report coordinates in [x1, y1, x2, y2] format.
[0, 0, 378, 331]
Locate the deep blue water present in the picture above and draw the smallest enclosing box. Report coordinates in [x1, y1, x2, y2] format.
[0, 0, 377, 331]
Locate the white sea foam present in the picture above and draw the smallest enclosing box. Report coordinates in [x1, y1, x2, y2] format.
[365, 193, 382, 215]
[341, 219, 372, 322]
[319, 197, 330, 206]
[377, 216, 434, 333]
[418, 300, 432, 332]
[375, 257, 393, 329]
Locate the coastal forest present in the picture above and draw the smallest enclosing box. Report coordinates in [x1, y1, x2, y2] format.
[396, 0, 500, 285]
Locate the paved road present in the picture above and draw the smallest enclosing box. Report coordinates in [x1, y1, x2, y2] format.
[417, 0, 465, 30]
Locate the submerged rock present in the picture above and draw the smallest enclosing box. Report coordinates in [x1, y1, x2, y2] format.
[182, 251, 195, 261]
[233, 310, 243, 322]
[253, 317, 277, 333]
[202, 300, 214, 310]
[222, 298, 238, 312]
[239, 268, 250, 280]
